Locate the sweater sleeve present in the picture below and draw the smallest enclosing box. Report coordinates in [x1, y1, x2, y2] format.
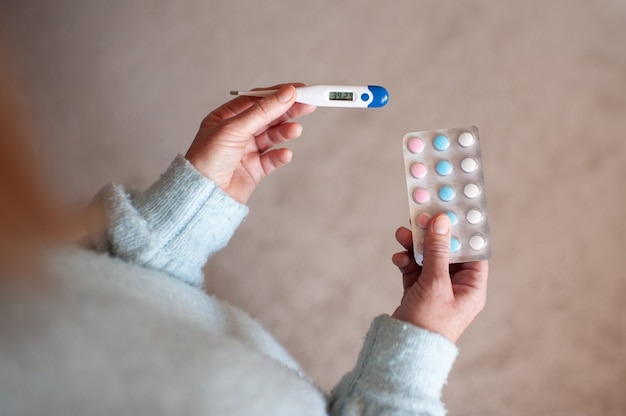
[88, 155, 249, 288]
[328, 314, 459, 416]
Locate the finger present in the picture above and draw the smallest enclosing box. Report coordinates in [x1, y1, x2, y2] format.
[395, 226, 414, 251]
[467, 260, 489, 298]
[421, 213, 452, 286]
[206, 96, 258, 124]
[230, 82, 308, 122]
[259, 82, 306, 90]
[248, 83, 315, 129]
[253, 101, 315, 134]
[392, 251, 420, 276]
[402, 274, 418, 291]
[450, 260, 489, 316]
[452, 260, 489, 291]
[259, 148, 293, 177]
[216, 82, 305, 120]
[256, 122, 303, 153]
[250, 103, 315, 137]
[207, 92, 315, 137]
[391, 251, 411, 270]
[284, 103, 317, 121]
[224, 85, 298, 137]
[391, 251, 421, 290]
[472, 259, 489, 278]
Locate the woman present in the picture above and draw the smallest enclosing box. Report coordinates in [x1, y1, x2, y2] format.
[0, 69, 488, 414]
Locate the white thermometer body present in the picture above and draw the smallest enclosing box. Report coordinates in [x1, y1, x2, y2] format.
[230, 85, 389, 108]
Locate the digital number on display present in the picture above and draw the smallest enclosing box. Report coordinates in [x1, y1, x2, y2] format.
[329, 91, 354, 101]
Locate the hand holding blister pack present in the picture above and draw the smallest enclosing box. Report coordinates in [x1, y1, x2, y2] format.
[402, 126, 491, 265]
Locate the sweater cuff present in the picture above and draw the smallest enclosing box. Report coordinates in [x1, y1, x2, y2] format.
[334, 315, 458, 412]
[92, 155, 249, 287]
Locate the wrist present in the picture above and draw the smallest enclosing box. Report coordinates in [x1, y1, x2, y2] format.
[391, 307, 459, 343]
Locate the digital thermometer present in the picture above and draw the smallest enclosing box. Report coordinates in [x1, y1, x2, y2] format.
[229, 85, 389, 108]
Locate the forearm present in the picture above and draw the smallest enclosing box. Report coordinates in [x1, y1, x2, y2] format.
[329, 315, 458, 415]
[88, 154, 248, 287]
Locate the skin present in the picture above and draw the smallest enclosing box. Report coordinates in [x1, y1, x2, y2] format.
[391, 214, 489, 343]
[185, 83, 316, 204]
[184, 83, 488, 343]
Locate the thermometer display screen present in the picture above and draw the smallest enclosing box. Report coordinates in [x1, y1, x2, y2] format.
[329, 91, 354, 101]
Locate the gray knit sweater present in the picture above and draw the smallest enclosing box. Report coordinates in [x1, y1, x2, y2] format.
[0, 155, 458, 415]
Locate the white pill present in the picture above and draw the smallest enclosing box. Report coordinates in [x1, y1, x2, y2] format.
[458, 132, 475, 147]
[469, 234, 486, 250]
[466, 209, 483, 224]
[461, 157, 478, 173]
[464, 183, 480, 198]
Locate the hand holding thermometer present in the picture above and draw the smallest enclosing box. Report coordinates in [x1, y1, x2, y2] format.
[230, 85, 389, 108]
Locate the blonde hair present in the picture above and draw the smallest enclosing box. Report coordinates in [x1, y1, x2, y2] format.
[0, 40, 66, 273]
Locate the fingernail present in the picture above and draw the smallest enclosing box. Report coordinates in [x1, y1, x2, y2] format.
[433, 215, 450, 235]
[276, 86, 294, 103]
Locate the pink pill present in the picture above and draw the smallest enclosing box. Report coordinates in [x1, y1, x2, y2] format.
[410, 162, 427, 179]
[416, 213, 431, 229]
[407, 137, 424, 153]
[413, 188, 430, 204]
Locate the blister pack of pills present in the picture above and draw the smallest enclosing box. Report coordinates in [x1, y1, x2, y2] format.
[402, 126, 491, 265]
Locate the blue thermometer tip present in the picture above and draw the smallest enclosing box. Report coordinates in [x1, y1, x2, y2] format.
[367, 85, 389, 108]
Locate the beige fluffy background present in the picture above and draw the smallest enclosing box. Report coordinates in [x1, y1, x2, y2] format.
[2, 1, 625, 414]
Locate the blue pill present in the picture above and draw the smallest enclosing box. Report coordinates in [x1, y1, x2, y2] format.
[446, 211, 458, 225]
[439, 185, 455, 202]
[451, 237, 461, 253]
[433, 135, 450, 151]
[436, 160, 453, 176]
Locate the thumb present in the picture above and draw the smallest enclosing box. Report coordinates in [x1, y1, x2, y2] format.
[234, 85, 297, 136]
[421, 213, 452, 284]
